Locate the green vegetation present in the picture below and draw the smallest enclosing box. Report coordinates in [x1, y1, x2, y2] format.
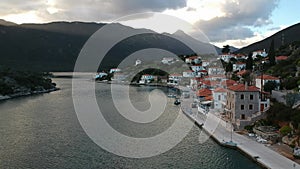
[280, 126, 292, 136]
[0, 68, 56, 96]
[268, 39, 276, 66]
[264, 81, 278, 93]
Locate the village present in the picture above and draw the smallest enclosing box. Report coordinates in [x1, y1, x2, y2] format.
[94, 42, 300, 161]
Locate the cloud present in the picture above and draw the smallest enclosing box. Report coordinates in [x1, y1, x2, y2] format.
[195, 0, 279, 42]
[0, 0, 187, 22]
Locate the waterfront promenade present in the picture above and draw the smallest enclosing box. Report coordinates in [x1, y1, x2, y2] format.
[179, 86, 300, 169]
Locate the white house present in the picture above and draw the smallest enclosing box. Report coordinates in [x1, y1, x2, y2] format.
[94, 72, 108, 79]
[109, 68, 121, 74]
[219, 54, 234, 62]
[202, 60, 210, 67]
[183, 70, 195, 77]
[255, 75, 280, 90]
[191, 64, 205, 72]
[112, 72, 127, 82]
[208, 66, 225, 75]
[161, 57, 176, 65]
[213, 87, 227, 110]
[233, 62, 246, 71]
[185, 56, 202, 64]
[252, 49, 268, 58]
[139, 74, 156, 84]
[167, 73, 182, 86]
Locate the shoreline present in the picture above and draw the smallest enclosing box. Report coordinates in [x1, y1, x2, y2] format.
[0, 87, 60, 101]
[179, 86, 300, 169]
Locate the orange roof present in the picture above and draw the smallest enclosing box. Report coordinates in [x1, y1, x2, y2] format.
[187, 56, 200, 60]
[256, 75, 279, 80]
[196, 88, 212, 97]
[237, 70, 249, 76]
[201, 80, 219, 86]
[276, 56, 288, 61]
[235, 62, 246, 65]
[205, 95, 213, 101]
[214, 87, 227, 93]
[221, 79, 237, 87]
[227, 84, 259, 92]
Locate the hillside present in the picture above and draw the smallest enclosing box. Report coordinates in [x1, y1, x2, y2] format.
[0, 20, 218, 72]
[237, 22, 300, 54]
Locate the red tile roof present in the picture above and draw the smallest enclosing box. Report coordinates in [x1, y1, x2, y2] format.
[256, 75, 279, 80]
[237, 70, 249, 76]
[221, 79, 237, 87]
[205, 95, 213, 101]
[169, 73, 182, 77]
[227, 84, 259, 92]
[214, 87, 227, 93]
[196, 88, 212, 97]
[187, 56, 200, 60]
[276, 56, 288, 61]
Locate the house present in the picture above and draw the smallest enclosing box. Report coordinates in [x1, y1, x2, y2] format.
[221, 79, 237, 88]
[185, 56, 202, 64]
[252, 49, 268, 58]
[213, 87, 227, 110]
[208, 66, 225, 75]
[167, 74, 182, 86]
[255, 75, 280, 90]
[109, 68, 121, 74]
[139, 74, 156, 84]
[94, 72, 108, 79]
[200, 80, 220, 89]
[233, 62, 246, 71]
[196, 88, 213, 114]
[161, 57, 176, 65]
[224, 84, 270, 130]
[135, 59, 142, 66]
[219, 53, 234, 62]
[276, 56, 288, 62]
[183, 70, 195, 77]
[202, 60, 210, 67]
[191, 64, 205, 72]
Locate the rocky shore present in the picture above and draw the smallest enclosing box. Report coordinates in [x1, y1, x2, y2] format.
[0, 87, 59, 101]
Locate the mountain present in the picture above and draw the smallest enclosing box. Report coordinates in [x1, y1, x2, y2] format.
[0, 19, 17, 26]
[0, 19, 218, 72]
[237, 22, 300, 54]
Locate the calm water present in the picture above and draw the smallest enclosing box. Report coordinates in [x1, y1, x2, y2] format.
[0, 77, 261, 169]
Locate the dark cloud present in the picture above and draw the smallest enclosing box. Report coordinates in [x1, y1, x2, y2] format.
[195, 0, 279, 42]
[0, 0, 187, 22]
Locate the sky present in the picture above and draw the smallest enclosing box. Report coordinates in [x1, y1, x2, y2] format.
[0, 0, 299, 48]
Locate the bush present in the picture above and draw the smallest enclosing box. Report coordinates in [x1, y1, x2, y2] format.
[280, 126, 292, 136]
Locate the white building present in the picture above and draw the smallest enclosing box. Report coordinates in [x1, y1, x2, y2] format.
[183, 70, 195, 78]
[219, 54, 234, 62]
[112, 72, 127, 82]
[139, 74, 156, 84]
[167, 73, 182, 86]
[233, 62, 246, 71]
[161, 57, 176, 65]
[213, 88, 227, 110]
[191, 64, 205, 72]
[109, 68, 121, 74]
[185, 56, 202, 64]
[252, 49, 268, 59]
[255, 75, 280, 90]
[94, 72, 108, 79]
[202, 60, 210, 67]
[208, 67, 225, 75]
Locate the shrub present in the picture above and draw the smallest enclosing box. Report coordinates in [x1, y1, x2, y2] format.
[280, 126, 292, 136]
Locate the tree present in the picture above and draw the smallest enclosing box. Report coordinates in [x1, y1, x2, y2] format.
[222, 45, 230, 54]
[264, 81, 278, 93]
[246, 52, 253, 71]
[268, 39, 276, 66]
[225, 62, 233, 72]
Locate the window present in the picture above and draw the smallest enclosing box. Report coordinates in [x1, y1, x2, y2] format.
[218, 95, 221, 101]
[241, 105, 244, 110]
[241, 114, 245, 120]
[249, 104, 253, 110]
[240, 94, 244, 99]
[232, 94, 234, 98]
[250, 94, 254, 100]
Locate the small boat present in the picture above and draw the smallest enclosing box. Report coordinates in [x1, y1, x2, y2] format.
[222, 140, 237, 148]
[195, 122, 204, 128]
[167, 94, 177, 98]
[174, 99, 181, 105]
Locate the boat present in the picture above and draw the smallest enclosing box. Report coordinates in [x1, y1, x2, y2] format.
[222, 140, 237, 148]
[174, 99, 181, 105]
[167, 94, 177, 98]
